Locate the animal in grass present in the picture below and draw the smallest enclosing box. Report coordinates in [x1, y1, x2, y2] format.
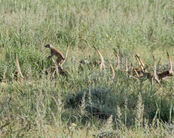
[45, 44, 65, 66]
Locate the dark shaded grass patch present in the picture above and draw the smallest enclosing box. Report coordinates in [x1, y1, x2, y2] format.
[65, 73, 174, 126]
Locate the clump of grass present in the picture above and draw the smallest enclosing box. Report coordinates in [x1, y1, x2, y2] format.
[135, 93, 144, 128]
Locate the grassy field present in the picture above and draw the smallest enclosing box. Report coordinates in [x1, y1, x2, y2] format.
[0, 0, 174, 137]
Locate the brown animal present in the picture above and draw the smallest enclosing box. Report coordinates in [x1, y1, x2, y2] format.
[13, 55, 24, 81]
[93, 46, 105, 70]
[45, 44, 65, 66]
[157, 52, 173, 80]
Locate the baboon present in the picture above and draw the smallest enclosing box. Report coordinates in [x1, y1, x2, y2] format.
[93, 46, 105, 70]
[13, 55, 24, 81]
[45, 44, 65, 66]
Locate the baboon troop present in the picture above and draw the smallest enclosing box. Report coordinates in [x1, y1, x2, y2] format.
[3, 42, 173, 85]
[43, 43, 173, 85]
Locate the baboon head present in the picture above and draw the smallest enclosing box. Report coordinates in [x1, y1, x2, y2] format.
[44, 44, 51, 48]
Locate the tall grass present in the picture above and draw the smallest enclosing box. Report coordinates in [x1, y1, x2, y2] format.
[0, 0, 174, 137]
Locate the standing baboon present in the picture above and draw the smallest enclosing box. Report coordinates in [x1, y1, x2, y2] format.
[45, 44, 65, 66]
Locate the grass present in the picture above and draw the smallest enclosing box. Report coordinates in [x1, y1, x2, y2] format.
[0, 0, 174, 137]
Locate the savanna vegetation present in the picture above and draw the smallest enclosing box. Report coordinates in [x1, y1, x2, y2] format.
[0, 0, 174, 137]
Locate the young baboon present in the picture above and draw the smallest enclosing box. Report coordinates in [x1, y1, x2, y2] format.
[93, 46, 105, 70]
[157, 52, 173, 80]
[14, 54, 24, 81]
[45, 44, 65, 66]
